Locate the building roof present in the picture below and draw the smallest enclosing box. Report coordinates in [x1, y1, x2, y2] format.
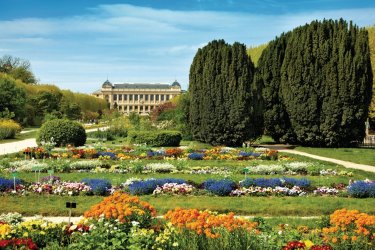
[171, 80, 181, 87]
[113, 83, 172, 89]
[92, 89, 102, 94]
[102, 80, 113, 88]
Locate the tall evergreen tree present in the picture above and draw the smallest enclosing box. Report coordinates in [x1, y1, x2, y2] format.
[189, 40, 262, 146]
[259, 19, 373, 146]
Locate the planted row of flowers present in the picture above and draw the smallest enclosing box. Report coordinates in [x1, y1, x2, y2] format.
[2, 159, 350, 177]
[21, 146, 279, 161]
[2, 176, 373, 198]
[0, 193, 374, 249]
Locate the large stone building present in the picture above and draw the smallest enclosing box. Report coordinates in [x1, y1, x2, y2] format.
[92, 80, 182, 114]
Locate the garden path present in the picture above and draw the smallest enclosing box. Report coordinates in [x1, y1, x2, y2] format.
[23, 215, 320, 224]
[0, 127, 108, 156]
[279, 149, 375, 173]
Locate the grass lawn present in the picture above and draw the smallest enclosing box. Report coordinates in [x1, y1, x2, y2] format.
[1, 194, 374, 217]
[295, 147, 375, 166]
[0, 129, 38, 144]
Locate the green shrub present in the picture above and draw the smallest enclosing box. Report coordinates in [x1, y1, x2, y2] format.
[128, 130, 182, 147]
[37, 119, 86, 147]
[0, 119, 21, 139]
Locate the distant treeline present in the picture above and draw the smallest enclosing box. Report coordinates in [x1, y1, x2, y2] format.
[0, 68, 108, 125]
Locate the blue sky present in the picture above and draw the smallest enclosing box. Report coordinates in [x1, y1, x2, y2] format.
[1, 0, 374, 93]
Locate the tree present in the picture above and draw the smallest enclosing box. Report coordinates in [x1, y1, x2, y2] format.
[0, 55, 36, 84]
[31, 91, 62, 116]
[189, 40, 262, 146]
[259, 19, 373, 146]
[367, 25, 375, 129]
[61, 102, 82, 120]
[0, 76, 26, 120]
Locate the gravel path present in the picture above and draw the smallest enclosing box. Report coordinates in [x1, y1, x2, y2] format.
[279, 149, 375, 173]
[0, 138, 37, 155]
[0, 127, 109, 156]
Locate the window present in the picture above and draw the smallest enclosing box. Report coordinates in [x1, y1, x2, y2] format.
[113, 94, 117, 101]
[119, 105, 122, 110]
[150, 106, 154, 110]
[156, 95, 159, 101]
[119, 95, 122, 101]
[166, 95, 170, 101]
[129, 95, 133, 101]
[161, 95, 164, 101]
[135, 95, 138, 101]
[145, 94, 148, 101]
[140, 94, 143, 100]
[140, 106, 143, 112]
[129, 105, 133, 111]
[124, 94, 127, 101]
[145, 106, 148, 111]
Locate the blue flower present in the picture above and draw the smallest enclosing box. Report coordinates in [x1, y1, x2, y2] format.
[188, 153, 204, 160]
[0, 178, 22, 192]
[203, 179, 236, 196]
[82, 178, 112, 195]
[347, 181, 375, 198]
[128, 178, 186, 195]
[282, 178, 311, 188]
[97, 151, 117, 160]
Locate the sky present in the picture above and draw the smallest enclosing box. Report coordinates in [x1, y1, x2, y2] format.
[1, 0, 374, 93]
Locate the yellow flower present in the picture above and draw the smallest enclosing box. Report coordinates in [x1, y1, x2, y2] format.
[304, 240, 314, 249]
[0, 224, 12, 238]
[23, 232, 29, 237]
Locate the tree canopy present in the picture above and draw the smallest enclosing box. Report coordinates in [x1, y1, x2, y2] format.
[258, 19, 373, 146]
[189, 40, 263, 146]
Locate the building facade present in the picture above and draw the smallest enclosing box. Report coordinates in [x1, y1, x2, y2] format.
[92, 80, 182, 114]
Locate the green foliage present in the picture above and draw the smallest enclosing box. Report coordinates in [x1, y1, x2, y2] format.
[259, 19, 373, 146]
[37, 119, 86, 147]
[151, 93, 192, 139]
[0, 55, 36, 84]
[0, 75, 27, 121]
[128, 130, 182, 146]
[189, 40, 263, 146]
[247, 43, 268, 66]
[367, 24, 375, 128]
[0, 119, 22, 139]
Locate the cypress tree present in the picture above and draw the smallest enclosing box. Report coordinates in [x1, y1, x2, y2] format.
[189, 40, 262, 146]
[259, 19, 373, 147]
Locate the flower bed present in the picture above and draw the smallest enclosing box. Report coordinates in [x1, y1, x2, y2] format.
[0, 196, 373, 249]
[1, 176, 373, 198]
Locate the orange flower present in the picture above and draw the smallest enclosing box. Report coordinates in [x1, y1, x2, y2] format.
[84, 191, 156, 223]
[164, 208, 258, 238]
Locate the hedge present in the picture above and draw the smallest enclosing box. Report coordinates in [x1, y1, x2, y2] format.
[127, 130, 182, 147]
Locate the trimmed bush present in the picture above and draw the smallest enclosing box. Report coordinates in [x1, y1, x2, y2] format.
[37, 119, 86, 147]
[128, 130, 182, 147]
[0, 119, 21, 139]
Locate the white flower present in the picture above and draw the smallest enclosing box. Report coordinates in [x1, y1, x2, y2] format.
[131, 221, 140, 227]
